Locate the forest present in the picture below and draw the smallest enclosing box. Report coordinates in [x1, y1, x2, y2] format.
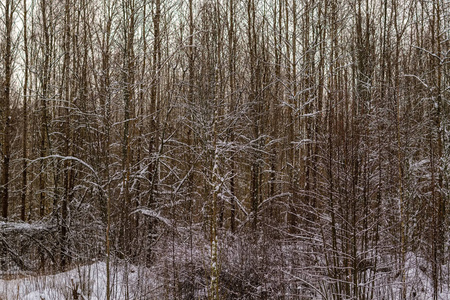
[0, 0, 449, 299]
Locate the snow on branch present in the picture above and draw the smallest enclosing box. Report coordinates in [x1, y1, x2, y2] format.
[131, 208, 172, 228]
[0, 221, 54, 233]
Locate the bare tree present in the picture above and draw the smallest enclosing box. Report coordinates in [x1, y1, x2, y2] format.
[1, 0, 15, 220]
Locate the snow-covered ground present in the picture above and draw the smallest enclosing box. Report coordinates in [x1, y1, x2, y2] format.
[0, 261, 159, 300]
[390, 252, 450, 300]
[1, 251, 450, 299]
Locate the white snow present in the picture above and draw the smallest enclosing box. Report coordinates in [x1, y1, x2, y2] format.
[1, 252, 450, 299]
[383, 252, 450, 300]
[0, 261, 157, 300]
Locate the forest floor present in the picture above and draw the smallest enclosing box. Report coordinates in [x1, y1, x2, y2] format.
[0, 261, 160, 300]
[0, 252, 449, 299]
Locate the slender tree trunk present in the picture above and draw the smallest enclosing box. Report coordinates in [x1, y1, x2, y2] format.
[39, 0, 51, 218]
[1, 0, 13, 220]
[60, 0, 72, 269]
[120, 0, 135, 257]
[21, 0, 29, 222]
[100, 3, 113, 298]
[227, 0, 237, 233]
[247, 0, 261, 231]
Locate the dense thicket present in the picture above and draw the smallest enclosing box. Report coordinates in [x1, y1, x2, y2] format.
[1, 0, 450, 299]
